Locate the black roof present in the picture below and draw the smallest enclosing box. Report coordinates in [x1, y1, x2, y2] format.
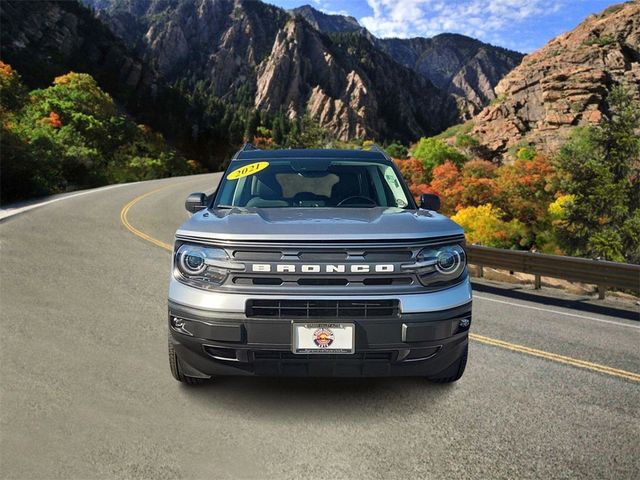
[233, 148, 390, 162]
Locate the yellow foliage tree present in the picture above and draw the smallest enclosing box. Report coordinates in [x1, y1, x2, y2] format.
[547, 194, 575, 221]
[452, 204, 525, 248]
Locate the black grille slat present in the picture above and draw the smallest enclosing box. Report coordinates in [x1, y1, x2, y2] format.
[247, 299, 399, 318]
[253, 351, 394, 361]
[297, 278, 348, 286]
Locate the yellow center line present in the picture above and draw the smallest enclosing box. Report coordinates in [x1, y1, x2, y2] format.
[470, 333, 640, 382]
[120, 185, 174, 251]
[120, 183, 640, 383]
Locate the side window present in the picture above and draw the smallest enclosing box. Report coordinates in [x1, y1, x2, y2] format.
[381, 165, 409, 208]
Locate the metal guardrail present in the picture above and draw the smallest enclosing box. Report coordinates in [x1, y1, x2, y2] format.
[466, 245, 640, 299]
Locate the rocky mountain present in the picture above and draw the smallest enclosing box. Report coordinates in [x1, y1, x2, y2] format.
[83, 0, 458, 141]
[2, 0, 524, 147]
[86, 0, 289, 98]
[255, 18, 457, 140]
[291, 5, 362, 34]
[377, 35, 523, 116]
[469, 1, 640, 160]
[291, 5, 523, 115]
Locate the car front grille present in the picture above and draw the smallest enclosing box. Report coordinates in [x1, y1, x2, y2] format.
[246, 299, 400, 318]
[174, 236, 465, 294]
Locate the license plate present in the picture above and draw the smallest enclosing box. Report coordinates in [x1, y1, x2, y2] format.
[292, 323, 355, 354]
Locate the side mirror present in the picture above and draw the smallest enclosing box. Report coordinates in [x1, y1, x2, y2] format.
[419, 193, 440, 212]
[185, 192, 207, 214]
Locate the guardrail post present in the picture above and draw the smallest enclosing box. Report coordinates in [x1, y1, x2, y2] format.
[534, 274, 541, 290]
[478, 265, 484, 278]
[598, 285, 606, 300]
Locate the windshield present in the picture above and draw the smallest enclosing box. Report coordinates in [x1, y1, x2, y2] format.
[213, 158, 412, 209]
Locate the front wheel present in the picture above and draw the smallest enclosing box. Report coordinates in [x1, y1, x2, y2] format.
[168, 334, 207, 385]
[427, 345, 468, 383]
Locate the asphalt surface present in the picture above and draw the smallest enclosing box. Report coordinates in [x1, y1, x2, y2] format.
[1, 173, 639, 480]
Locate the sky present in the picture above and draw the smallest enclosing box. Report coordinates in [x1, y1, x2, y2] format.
[268, 0, 620, 52]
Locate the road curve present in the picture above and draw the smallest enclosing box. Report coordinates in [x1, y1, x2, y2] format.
[1, 173, 639, 479]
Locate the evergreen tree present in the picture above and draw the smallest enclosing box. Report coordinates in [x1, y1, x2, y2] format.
[272, 111, 285, 145]
[555, 86, 640, 262]
[244, 109, 259, 142]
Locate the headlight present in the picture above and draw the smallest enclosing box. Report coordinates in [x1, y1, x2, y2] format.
[174, 244, 233, 288]
[407, 244, 467, 286]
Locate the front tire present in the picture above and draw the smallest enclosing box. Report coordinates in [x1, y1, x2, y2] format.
[168, 335, 207, 385]
[427, 345, 468, 383]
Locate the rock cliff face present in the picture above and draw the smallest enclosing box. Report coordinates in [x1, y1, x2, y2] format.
[87, 0, 289, 98]
[291, 5, 523, 116]
[291, 5, 362, 34]
[378, 34, 523, 116]
[255, 18, 457, 140]
[469, 2, 640, 159]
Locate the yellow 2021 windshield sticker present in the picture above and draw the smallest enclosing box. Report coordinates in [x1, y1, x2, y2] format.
[227, 161, 269, 180]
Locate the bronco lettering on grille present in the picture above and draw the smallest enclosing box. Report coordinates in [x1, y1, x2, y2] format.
[250, 264, 395, 273]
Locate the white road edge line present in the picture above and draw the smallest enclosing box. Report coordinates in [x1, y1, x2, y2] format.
[0, 183, 134, 221]
[474, 294, 640, 329]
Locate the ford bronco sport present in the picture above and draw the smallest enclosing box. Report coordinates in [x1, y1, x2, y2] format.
[168, 146, 472, 384]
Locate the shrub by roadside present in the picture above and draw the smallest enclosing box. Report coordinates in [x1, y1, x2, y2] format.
[0, 62, 198, 204]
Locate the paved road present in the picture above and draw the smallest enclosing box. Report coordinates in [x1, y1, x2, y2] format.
[1, 173, 639, 480]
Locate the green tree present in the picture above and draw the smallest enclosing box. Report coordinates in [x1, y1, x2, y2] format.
[228, 112, 244, 145]
[296, 115, 331, 148]
[411, 137, 467, 180]
[1, 66, 196, 203]
[385, 142, 408, 159]
[0, 62, 26, 111]
[272, 111, 285, 145]
[244, 109, 259, 142]
[555, 86, 640, 262]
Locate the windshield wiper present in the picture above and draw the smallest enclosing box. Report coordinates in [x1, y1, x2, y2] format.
[213, 204, 238, 209]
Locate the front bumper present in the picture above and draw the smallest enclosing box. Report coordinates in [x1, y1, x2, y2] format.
[168, 279, 472, 378]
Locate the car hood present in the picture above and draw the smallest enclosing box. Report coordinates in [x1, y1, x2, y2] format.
[176, 207, 464, 242]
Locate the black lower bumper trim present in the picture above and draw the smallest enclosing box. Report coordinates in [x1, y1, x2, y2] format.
[168, 301, 471, 377]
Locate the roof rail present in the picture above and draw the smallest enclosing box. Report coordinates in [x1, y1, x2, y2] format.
[232, 143, 260, 160]
[241, 143, 260, 152]
[362, 143, 391, 160]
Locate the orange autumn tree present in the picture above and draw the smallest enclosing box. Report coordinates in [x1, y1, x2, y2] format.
[459, 159, 499, 207]
[408, 182, 440, 201]
[495, 154, 556, 224]
[430, 161, 464, 214]
[395, 157, 437, 202]
[0, 61, 26, 114]
[394, 157, 428, 186]
[43, 111, 62, 128]
[429, 160, 499, 214]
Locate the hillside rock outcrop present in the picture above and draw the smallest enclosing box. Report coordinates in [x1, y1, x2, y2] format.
[470, 2, 640, 159]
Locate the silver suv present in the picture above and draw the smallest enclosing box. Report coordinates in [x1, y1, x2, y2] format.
[168, 147, 472, 384]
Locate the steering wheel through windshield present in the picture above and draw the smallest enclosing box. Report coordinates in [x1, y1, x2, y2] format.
[336, 196, 377, 207]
